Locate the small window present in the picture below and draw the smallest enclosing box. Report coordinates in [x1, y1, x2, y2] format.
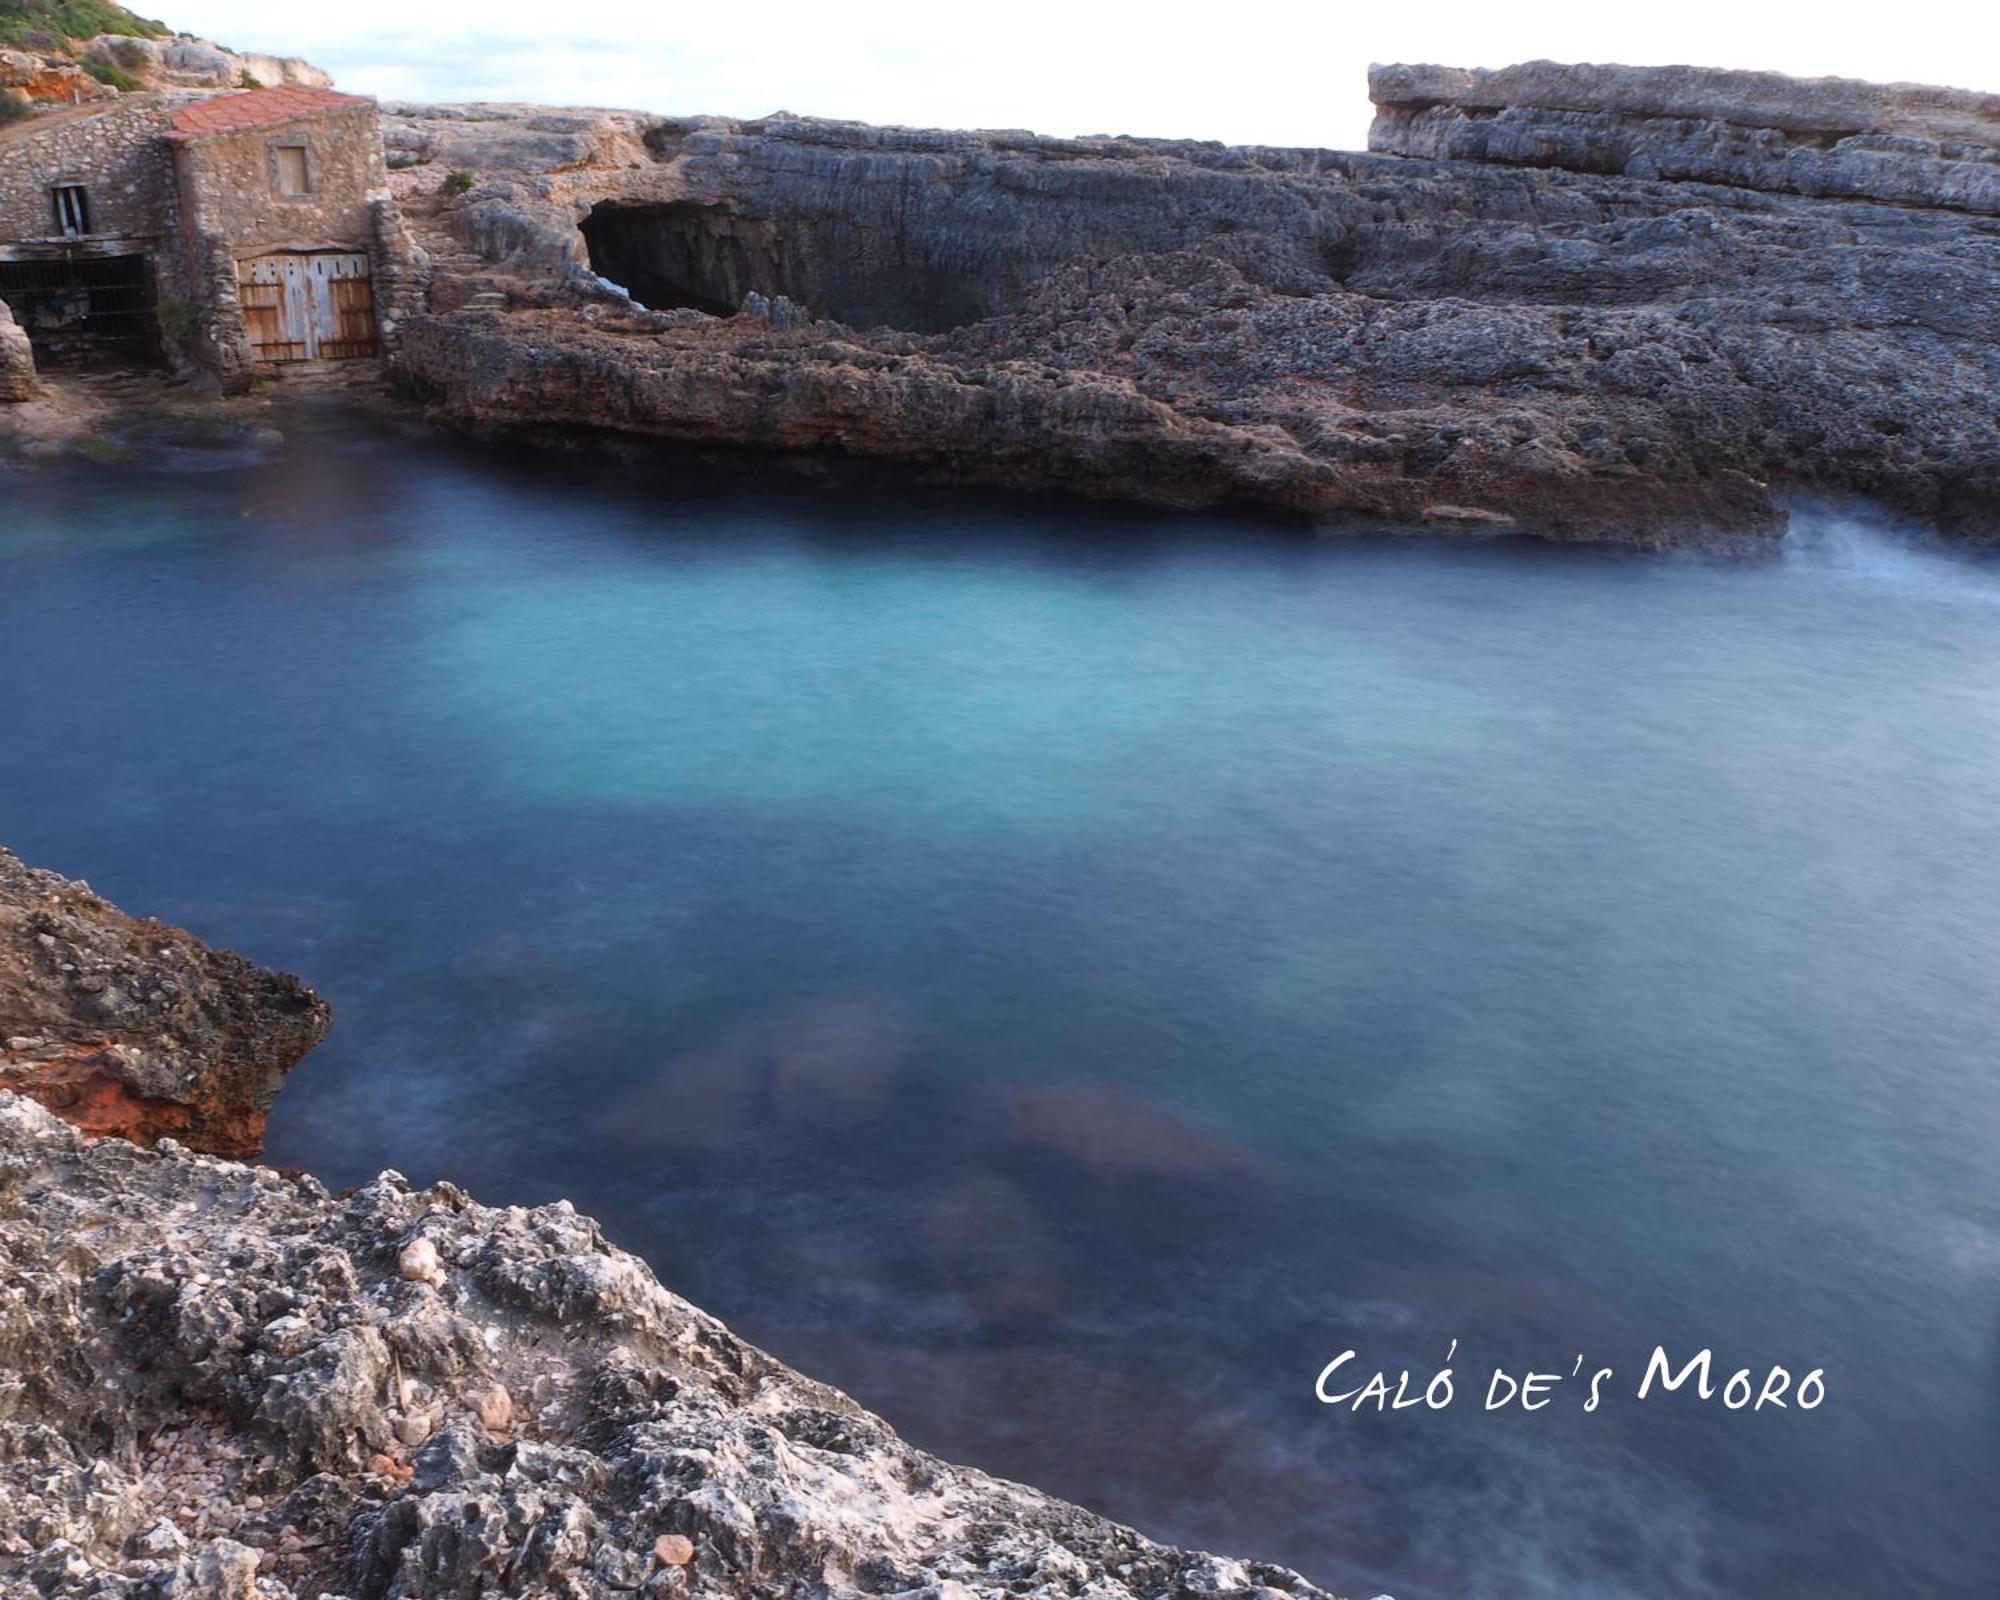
[275, 145, 310, 197]
[51, 185, 90, 237]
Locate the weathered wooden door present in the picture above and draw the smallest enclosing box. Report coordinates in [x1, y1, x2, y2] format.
[240, 253, 378, 362]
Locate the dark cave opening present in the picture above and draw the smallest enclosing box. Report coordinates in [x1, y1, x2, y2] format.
[580, 201, 795, 320]
[578, 200, 1004, 334]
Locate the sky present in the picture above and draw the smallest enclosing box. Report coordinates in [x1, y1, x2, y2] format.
[161, 2, 2000, 151]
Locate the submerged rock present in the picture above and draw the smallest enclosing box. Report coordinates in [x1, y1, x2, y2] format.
[0, 1094, 1338, 1600]
[0, 847, 328, 1157]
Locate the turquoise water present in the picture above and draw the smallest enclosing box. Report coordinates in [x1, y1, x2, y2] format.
[5, 415, 1997, 1599]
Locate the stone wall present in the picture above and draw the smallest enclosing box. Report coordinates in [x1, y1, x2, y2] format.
[0, 98, 183, 263]
[366, 193, 424, 349]
[2, 91, 412, 385]
[171, 100, 385, 260]
[171, 99, 400, 381]
[1367, 61, 2000, 214]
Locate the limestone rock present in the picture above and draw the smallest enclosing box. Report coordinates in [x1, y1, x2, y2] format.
[380, 80, 2000, 543]
[0, 48, 112, 102]
[0, 299, 37, 402]
[0, 1092, 1338, 1600]
[81, 35, 334, 92]
[0, 846, 330, 1155]
[1367, 60, 2000, 214]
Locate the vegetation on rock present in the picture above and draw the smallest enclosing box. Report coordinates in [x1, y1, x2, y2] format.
[0, 1, 168, 48]
[83, 56, 139, 90]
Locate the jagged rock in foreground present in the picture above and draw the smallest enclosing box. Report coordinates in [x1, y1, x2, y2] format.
[0, 1096, 1336, 1600]
[381, 63, 2000, 545]
[0, 848, 327, 1157]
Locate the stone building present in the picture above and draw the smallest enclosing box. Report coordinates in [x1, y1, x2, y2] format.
[0, 85, 416, 386]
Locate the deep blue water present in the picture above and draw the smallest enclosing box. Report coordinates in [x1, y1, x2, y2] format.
[5, 412, 1998, 1600]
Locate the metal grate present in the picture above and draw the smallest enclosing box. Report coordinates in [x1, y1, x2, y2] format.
[0, 253, 160, 369]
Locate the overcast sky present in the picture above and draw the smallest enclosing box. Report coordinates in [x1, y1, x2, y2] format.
[160, 2, 1999, 151]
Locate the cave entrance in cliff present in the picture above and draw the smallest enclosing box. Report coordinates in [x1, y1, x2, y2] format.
[0, 253, 162, 371]
[579, 201, 782, 319]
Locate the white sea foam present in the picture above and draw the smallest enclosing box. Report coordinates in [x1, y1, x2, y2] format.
[1780, 499, 2000, 599]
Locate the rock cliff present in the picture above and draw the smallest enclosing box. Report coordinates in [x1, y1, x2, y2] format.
[0, 852, 1336, 1600]
[379, 67, 2000, 543]
[1367, 60, 2000, 213]
[0, 7, 327, 107]
[0, 847, 328, 1157]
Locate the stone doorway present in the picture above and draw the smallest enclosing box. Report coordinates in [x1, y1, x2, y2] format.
[239, 252, 379, 362]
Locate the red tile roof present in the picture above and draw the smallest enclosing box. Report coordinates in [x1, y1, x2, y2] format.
[163, 88, 371, 143]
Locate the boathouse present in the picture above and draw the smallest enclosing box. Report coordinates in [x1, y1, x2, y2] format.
[0, 85, 416, 383]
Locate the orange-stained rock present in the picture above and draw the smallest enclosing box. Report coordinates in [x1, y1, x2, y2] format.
[0, 56, 113, 103]
[0, 846, 329, 1156]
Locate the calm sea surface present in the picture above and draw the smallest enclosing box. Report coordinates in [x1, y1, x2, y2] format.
[5, 411, 1997, 1600]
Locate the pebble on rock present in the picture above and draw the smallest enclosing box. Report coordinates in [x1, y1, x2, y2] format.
[397, 1237, 441, 1283]
[471, 1383, 513, 1430]
[654, 1535, 695, 1566]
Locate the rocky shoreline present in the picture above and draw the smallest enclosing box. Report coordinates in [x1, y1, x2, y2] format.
[0, 850, 1339, 1600]
[363, 62, 2000, 545]
[0, 848, 328, 1157]
[6, 60, 1997, 543]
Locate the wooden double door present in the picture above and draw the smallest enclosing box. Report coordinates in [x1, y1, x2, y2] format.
[240, 252, 379, 363]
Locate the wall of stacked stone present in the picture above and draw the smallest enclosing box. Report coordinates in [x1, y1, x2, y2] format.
[0, 99, 191, 301]
[169, 102, 397, 382]
[367, 194, 422, 352]
[171, 103, 385, 258]
[185, 228, 250, 385]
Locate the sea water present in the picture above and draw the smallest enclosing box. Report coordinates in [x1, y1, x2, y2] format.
[5, 415, 1996, 1600]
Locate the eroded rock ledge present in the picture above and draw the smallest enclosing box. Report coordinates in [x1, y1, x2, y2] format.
[0, 848, 328, 1158]
[0, 1100, 1335, 1600]
[378, 63, 2000, 544]
[1367, 60, 2000, 214]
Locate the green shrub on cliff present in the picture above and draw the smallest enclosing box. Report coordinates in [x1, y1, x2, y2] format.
[0, 2, 169, 48]
[84, 58, 139, 91]
[0, 86, 30, 123]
